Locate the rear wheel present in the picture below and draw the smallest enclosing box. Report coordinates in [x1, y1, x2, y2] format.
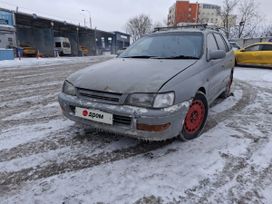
[180, 92, 208, 141]
[221, 70, 234, 99]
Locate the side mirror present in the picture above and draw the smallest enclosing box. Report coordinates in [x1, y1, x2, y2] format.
[208, 50, 226, 61]
[240, 49, 246, 52]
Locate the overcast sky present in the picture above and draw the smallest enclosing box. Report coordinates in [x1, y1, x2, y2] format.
[1, 0, 271, 32]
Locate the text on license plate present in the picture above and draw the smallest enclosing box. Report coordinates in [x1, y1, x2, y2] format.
[75, 107, 113, 125]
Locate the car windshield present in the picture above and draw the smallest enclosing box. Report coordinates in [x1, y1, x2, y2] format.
[119, 32, 203, 59]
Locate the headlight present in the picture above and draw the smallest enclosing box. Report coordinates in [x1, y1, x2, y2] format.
[153, 92, 175, 108]
[62, 81, 76, 96]
[126, 92, 175, 108]
[125, 93, 155, 108]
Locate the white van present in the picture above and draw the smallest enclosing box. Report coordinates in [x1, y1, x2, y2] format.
[54, 37, 71, 55]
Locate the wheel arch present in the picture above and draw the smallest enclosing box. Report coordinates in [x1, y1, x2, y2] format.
[197, 87, 206, 95]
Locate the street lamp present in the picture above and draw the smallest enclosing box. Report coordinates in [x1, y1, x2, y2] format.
[50, 21, 55, 57]
[81, 9, 92, 29]
[238, 20, 245, 38]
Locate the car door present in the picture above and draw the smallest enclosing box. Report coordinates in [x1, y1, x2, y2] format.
[213, 33, 234, 93]
[206, 33, 224, 101]
[237, 44, 261, 65]
[259, 44, 272, 66]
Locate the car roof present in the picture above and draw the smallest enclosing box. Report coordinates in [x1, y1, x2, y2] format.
[248, 42, 272, 46]
[151, 24, 226, 36]
[149, 28, 222, 37]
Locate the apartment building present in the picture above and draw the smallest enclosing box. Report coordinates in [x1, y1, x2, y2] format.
[168, 1, 225, 27]
[198, 3, 221, 25]
[168, 1, 199, 26]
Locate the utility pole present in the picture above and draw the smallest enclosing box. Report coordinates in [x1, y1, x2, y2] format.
[81, 9, 92, 29]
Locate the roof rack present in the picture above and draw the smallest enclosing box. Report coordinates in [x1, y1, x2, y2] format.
[153, 23, 228, 35]
[153, 23, 208, 32]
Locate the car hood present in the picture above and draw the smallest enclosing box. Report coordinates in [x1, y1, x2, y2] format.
[67, 58, 197, 93]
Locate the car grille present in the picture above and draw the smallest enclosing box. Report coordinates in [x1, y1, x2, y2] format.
[113, 115, 132, 126]
[77, 88, 122, 104]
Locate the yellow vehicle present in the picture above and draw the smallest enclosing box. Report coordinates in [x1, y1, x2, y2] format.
[20, 43, 37, 57]
[234, 42, 272, 67]
[80, 46, 89, 56]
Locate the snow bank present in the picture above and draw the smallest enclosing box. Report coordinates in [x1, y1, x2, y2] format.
[0, 55, 116, 69]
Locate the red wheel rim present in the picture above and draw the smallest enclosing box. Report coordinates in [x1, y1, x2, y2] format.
[184, 100, 205, 134]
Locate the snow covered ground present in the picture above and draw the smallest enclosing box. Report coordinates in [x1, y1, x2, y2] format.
[0, 55, 115, 69]
[0, 63, 272, 203]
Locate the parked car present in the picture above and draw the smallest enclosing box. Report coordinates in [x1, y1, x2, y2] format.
[80, 46, 89, 56]
[234, 42, 272, 67]
[20, 43, 37, 57]
[54, 37, 71, 56]
[58, 25, 235, 141]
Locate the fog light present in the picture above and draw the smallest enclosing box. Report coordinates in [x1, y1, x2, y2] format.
[137, 123, 171, 132]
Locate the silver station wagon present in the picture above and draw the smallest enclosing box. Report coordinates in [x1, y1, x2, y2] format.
[58, 25, 235, 141]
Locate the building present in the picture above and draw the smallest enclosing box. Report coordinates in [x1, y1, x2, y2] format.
[0, 8, 130, 57]
[0, 10, 16, 49]
[221, 15, 237, 29]
[167, 1, 223, 27]
[198, 3, 221, 25]
[168, 0, 199, 26]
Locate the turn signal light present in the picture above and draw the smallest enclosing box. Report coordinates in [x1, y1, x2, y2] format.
[137, 123, 171, 132]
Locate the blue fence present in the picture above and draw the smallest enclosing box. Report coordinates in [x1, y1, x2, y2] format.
[0, 49, 14, 61]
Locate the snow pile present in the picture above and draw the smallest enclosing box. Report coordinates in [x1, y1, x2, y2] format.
[0, 55, 116, 69]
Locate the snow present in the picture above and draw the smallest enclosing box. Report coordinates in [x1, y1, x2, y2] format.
[0, 55, 116, 69]
[0, 119, 74, 150]
[1, 66, 272, 203]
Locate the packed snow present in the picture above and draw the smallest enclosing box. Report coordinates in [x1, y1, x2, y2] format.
[0, 55, 115, 69]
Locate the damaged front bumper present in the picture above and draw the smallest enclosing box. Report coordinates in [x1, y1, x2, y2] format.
[58, 93, 191, 141]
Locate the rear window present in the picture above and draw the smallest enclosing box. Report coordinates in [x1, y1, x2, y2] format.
[261, 44, 272, 51]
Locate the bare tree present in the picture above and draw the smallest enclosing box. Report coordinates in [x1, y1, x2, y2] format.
[235, 0, 261, 38]
[259, 23, 272, 37]
[221, 0, 238, 38]
[126, 14, 153, 42]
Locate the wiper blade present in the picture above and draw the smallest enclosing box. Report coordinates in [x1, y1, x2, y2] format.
[123, 55, 156, 59]
[153, 55, 199, 59]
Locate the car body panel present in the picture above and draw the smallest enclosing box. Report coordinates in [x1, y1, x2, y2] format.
[235, 42, 272, 67]
[67, 58, 197, 93]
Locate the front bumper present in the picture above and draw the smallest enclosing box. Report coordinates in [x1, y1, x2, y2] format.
[58, 93, 190, 141]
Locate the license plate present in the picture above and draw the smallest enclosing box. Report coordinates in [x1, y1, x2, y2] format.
[75, 107, 113, 125]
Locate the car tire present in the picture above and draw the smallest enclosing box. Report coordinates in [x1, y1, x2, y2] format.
[179, 91, 208, 141]
[220, 70, 234, 99]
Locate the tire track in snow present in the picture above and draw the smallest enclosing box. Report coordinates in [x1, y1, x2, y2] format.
[0, 82, 255, 186]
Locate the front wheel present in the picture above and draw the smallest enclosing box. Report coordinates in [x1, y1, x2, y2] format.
[179, 91, 208, 141]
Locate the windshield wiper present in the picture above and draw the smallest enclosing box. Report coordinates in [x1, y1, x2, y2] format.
[123, 55, 156, 59]
[152, 55, 199, 60]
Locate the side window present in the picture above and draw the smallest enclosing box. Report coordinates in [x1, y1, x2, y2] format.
[260, 44, 272, 51]
[214, 33, 228, 52]
[207, 33, 218, 52]
[244, 45, 260, 52]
